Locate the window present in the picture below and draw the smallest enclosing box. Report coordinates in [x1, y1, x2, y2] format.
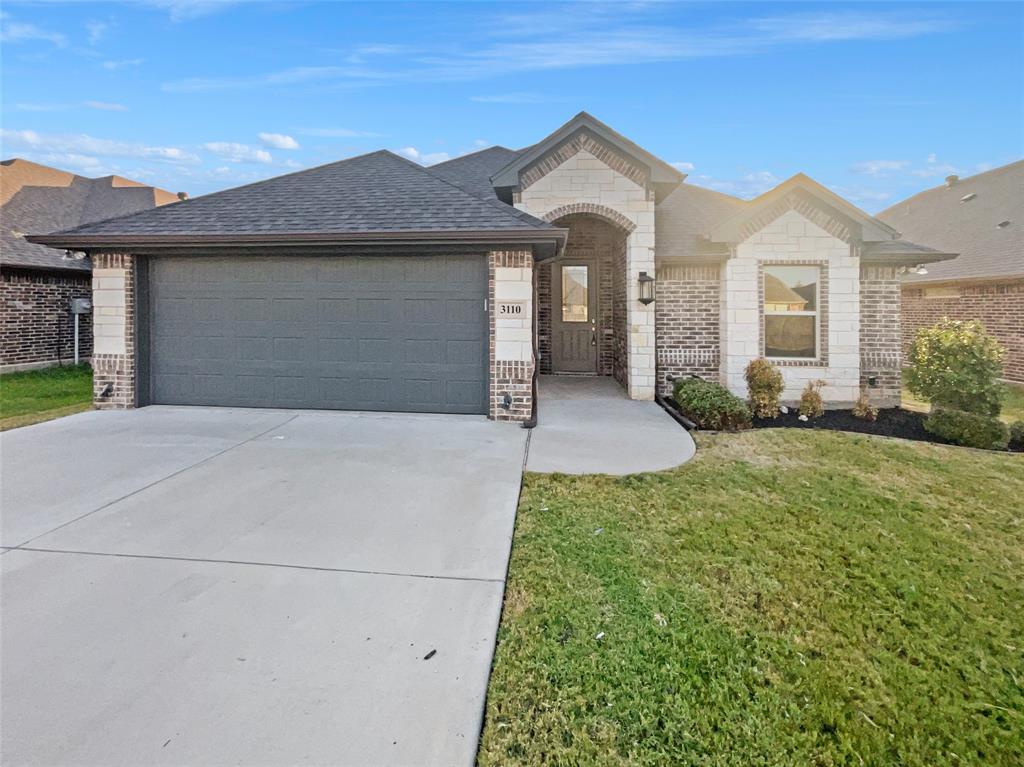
[561, 265, 589, 322]
[763, 265, 819, 359]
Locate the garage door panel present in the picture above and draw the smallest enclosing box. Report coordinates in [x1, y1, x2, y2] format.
[149, 255, 487, 414]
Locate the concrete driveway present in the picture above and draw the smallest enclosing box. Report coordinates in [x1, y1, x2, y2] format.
[1, 407, 527, 767]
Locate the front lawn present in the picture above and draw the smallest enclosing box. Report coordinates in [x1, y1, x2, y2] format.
[0, 364, 93, 430]
[480, 430, 1024, 766]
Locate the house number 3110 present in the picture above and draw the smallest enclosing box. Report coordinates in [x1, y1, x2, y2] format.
[498, 301, 525, 316]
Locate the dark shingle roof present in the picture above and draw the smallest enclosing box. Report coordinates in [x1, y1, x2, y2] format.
[1, 159, 176, 271]
[655, 183, 746, 260]
[428, 146, 525, 200]
[876, 160, 1023, 283]
[34, 151, 556, 248]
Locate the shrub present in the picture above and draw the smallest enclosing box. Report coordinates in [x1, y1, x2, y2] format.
[925, 408, 1009, 451]
[905, 318, 1005, 416]
[852, 388, 878, 422]
[745, 358, 784, 419]
[798, 380, 826, 419]
[1009, 421, 1024, 451]
[673, 377, 751, 431]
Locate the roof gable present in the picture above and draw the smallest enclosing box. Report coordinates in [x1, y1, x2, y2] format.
[428, 146, 523, 200]
[30, 150, 562, 250]
[709, 173, 898, 244]
[489, 112, 684, 201]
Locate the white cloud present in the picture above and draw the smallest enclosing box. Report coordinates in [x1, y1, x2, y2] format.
[85, 101, 129, 112]
[850, 159, 911, 177]
[257, 132, 299, 150]
[0, 129, 200, 164]
[85, 20, 108, 45]
[473, 139, 490, 147]
[102, 58, 143, 70]
[14, 102, 66, 112]
[397, 146, 451, 166]
[297, 127, 378, 138]
[203, 141, 273, 164]
[670, 161, 695, 172]
[0, 16, 66, 47]
[470, 93, 556, 104]
[688, 170, 782, 199]
[138, 0, 244, 22]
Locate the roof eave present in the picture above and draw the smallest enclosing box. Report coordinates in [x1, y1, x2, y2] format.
[861, 250, 959, 266]
[27, 227, 568, 251]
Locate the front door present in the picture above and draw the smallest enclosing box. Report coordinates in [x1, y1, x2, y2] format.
[552, 261, 598, 373]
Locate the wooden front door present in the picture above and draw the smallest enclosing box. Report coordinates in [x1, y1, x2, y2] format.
[552, 261, 598, 373]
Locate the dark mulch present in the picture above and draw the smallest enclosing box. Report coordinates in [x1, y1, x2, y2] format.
[752, 407, 951, 445]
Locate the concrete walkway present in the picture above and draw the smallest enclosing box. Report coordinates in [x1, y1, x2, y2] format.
[1, 407, 526, 767]
[525, 376, 696, 475]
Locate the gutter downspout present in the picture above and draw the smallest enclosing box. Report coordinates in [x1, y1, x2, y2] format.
[522, 263, 540, 429]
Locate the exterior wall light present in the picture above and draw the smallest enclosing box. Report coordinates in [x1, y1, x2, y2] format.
[638, 271, 655, 305]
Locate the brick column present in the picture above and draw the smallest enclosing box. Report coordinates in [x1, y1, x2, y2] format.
[91, 252, 136, 409]
[860, 265, 902, 406]
[489, 249, 534, 421]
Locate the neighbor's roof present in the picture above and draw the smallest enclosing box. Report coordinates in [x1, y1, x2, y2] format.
[876, 160, 1024, 283]
[29, 150, 562, 251]
[1, 158, 177, 271]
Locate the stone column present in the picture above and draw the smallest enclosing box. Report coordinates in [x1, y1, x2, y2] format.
[625, 207, 656, 400]
[91, 252, 136, 409]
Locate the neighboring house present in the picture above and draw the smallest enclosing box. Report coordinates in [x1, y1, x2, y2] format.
[877, 161, 1023, 382]
[29, 113, 953, 420]
[1, 159, 177, 371]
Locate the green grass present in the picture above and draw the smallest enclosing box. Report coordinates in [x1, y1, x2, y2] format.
[0, 364, 93, 429]
[903, 380, 1024, 424]
[480, 430, 1024, 766]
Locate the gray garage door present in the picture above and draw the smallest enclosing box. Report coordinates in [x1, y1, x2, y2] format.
[147, 255, 488, 414]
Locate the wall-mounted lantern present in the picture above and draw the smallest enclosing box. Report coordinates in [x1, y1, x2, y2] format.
[638, 271, 655, 305]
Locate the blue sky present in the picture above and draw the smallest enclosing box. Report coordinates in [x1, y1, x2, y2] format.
[1, 1, 1021, 212]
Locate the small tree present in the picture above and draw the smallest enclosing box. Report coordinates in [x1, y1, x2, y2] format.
[799, 380, 826, 419]
[745, 358, 784, 418]
[905, 318, 1005, 417]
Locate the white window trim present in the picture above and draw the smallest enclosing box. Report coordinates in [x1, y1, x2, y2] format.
[763, 265, 821, 362]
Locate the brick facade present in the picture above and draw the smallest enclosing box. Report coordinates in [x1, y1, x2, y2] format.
[860, 266, 902, 406]
[489, 249, 535, 422]
[90, 252, 136, 409]
[654, 264, 720, 394]
[902, 278, 1024, 383]
[0, 268, 93, 371]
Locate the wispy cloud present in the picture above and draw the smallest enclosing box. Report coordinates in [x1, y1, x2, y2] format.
[0, 129, 200, 164]
[85, 20, 109, 45]
[471, 93, 558, 104]
[138, 0, 245, 23]
[397, 146, 451, 166]
[688, 170, 782, 199]
[670, 161, 695, 172]
[161, 8, 961, 93]
[850, 159, 911, 177]
[851, 155, 965, 180]
[0, 15, 66, 47]
[85, 100, 129, 112]
[257, 132, 299, 150]
[102, 58, 144, 70]
[203, 141, 273, 163]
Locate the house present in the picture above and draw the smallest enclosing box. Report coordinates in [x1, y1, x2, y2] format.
[1, 159, 177, 371]
[28, 112, 954, 420]
[876, 161, 1023, 382]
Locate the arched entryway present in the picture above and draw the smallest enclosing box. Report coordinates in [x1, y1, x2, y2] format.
[536, 212, 630, 387]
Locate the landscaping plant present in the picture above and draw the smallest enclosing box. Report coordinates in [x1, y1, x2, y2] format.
[1006, 420, 1023, 451]
[905, 318, 1005, 416]
[672, 377, 751, 431]
[925, 408, 1010, 451]
[852, 388, 878, 422]
[798, 379, 826, 419]
[744, 357, 784, 418]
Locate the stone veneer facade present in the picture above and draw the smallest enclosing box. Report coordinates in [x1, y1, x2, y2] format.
[489, 249, 535, 421]
[90, 252, 136, 409]
[902, 278, 1024, 383]
[721, 209, 861, 405]
[515, 144, 656, 400]
[0, 268, 93, 371]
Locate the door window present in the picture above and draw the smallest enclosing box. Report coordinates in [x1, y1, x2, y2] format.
[561, 265, 589, 322]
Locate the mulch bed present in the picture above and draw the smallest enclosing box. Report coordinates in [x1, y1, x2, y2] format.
[752, 407, 948, 445]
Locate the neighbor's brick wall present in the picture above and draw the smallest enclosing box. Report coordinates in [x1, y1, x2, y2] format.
[902, 278, 1024, 383]
[489, 249, 534, 421]
[860, 266, 902, 406]
[0, 268, 93, 370]
[91, 252, 136, 409]
[655, 263, 720, 395]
